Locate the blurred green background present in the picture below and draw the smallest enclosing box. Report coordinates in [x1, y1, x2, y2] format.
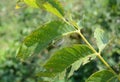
[0, 0, 120, 82]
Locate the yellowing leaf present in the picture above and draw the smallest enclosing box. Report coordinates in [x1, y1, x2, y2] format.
[20, 0, 65, 18]
[43, 2, 64, 19]
[36, 0, 65, 19]
[24, 0, 39, 8]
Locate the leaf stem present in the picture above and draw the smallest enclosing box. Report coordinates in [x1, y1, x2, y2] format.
[77, 31, 120, 80]
[82, 33, 114, 72]
[63, 18, 120, 80]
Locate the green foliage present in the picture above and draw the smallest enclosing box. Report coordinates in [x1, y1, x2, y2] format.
[86, 70, 118, 82]
[67, 54, 96, 79]
[94, 28, 109, 52]
[37, 0, 65, 16]
[24, 0, 39, 8]
[0, 0, 120, 82]
[108, 76, 119, 82]
[23, 21, 74, 47]
[42, 2, 63, 19]
[22, 0, 65, 18]
[43, 45, 94, 77]
[17, 21, 76, 60]
[16, 0, 120, 82]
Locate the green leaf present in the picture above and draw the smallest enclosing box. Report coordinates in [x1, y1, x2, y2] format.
[107, 76, 119, 82]
[42, 2, 64, 19]
[36, 0, 65, 18]
[17, 43, 36, 61]
[41, 45, 94, 77]
[38, 79, 50, 82]
[24, 21, 75, 47]
[94, 28, 109, 52]
[58, 70, 66, 80]
[36, 71, 56, 77]
[21, 0, 65, 18]
[68, 54, 96, 78]
[48, 0, 64, 16]
[17, 21, 76, 59]
[86, 70, 115, 82]
[24, 0, 39, 8]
